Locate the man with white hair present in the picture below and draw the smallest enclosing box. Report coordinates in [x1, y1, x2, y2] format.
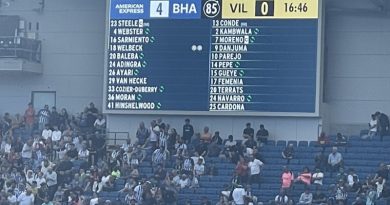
[328, 147, 343, 177]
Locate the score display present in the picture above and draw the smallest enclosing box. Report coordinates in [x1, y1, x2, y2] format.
[104, 0, 322, 116]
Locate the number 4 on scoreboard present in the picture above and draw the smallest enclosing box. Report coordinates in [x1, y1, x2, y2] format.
[150, 1, 170, 18]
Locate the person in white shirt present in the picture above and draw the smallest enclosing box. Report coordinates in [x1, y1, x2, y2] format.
[178, 174, 190, 189]
[22, 140, 33, 165]
[17, 189, 34, 205]
[248, 157, 264, 188]
[94, 114, 106, 131]
[232, 185, 246, 205]
[368, 114, 377, 139]
[194, 158, 205, 176]
[51, 126, 62, 142]
[41, 124, 52, 141]
[78, 143, 90, 161]
[3, 138, 12, 154]
[312, 168, 324, 186]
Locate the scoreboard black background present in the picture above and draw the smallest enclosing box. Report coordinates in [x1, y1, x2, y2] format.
[104, 0, 321, 115]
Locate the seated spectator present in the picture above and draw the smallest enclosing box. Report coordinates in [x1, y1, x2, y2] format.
[282, 144, 294, 164]
[41, 124, 52, 141]
[178, 174, 190, 189]
[174, 139, 187, 157]
[312, 168, 324, 187]
[374, 163, 389, 183]
[297, 188, 313, 205]
[335, 133, 348, 147]
[244, 136, 257, 150]
[312, 190, 327, 205]
[317, 132, 330, 152]
[194, 158, 205, 176]
[274, 190, 291, 205]
[314, 151, 327, 171]
[336, 167, 348, 183]
[347, 168, 359, 188]
[375, 111, 389, 141]
[334, 181, 348, 205]
[243, 123, 254, 140]
[136, 122, 150, 147]
[188, 174, 199, 189]
[295, 167, 312, 186]
[181, 154, 195, 176]
[328, 147, 343, 177]
[256, 124, 269, 146]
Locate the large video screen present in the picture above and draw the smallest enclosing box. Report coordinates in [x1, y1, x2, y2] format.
[104, 0, 322, 116]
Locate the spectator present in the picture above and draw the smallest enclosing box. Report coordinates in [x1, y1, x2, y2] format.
[335, 133, 348, 147]
[374, 163, 389, 182]
[41, 124, 52, 142]
[149, 121, 160, 150]
[282, 144, 294, 164]
[200, 126, 212, 144]
[312, 168, 324, 187]
[207, 141, 221, 157]
[212, 131, 223, 145]
[244, 135, 257, 150]
[317, 132, 330, 152]
[236, 156, 249, 185]
[256, 124, 269, 146]
[174, 139, 187, 157]
[334, 181, 348, 205]
[347, 168, 359, 188]
[152, 146, 168, 168]
[49, 106, 60, 127]
[24, 103, 35, 134]
[232, 184, 246, 205]
[314, 151, 327, 171]
[194, 158, 205, 176]
[375, 177, 385, 198]
[38, 105, 50, 132]
[243, 123, 254, 140]
[297, 188, 313, 205]
[274, 190, 290, 205]
[281, 166, 294, 194]
[224, 135, 237, 161]
[376, 111, 389, 141]
[328, 147, 343, 177]
[181, 154, 194, 176]
[248, 156, 264, 188]
[312, 190, 327, 205]
[182, 119, 194, 144]
[93, 114, 106, 133]
[136, 122, 150, 147]
[362, 114, 377, 140]
[295, 167, 312, 188]
[366, 184, 377, 205]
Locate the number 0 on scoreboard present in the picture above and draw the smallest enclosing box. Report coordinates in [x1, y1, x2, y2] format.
[150, 0, 170, 18]
[255, 0, 274, 16]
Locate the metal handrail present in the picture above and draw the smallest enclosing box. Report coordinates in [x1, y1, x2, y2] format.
[0, 36, 42, 63]
[106, 131, 130, 146]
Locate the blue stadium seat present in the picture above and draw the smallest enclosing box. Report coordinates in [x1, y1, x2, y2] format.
[276, 140, 286, 147]
[287, 140, 297, 147]
[298, 141, 308, 147]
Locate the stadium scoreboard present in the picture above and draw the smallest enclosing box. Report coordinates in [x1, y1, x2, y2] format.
[104, 0, 322, 116]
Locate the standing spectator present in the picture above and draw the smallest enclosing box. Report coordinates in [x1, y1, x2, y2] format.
[235, 157, 249, 185]
[224, 135, 237, 161]
[93, 114, 106, 133]
[45, 168, 57, 201]
[22, 140, 33, 167]
[256, 124, 269, 146]
[149, 121, 159, 150]
[314, 151, 327, 171]
[328, 147, 343, 177]
[86, 102, 99, 128]
[17, 189, 34, 205]
[334, 181, 348, 205]
[24, 102, 35, 135]
[243, 123, 254, 140]
[232, 184, 246, 205]
[282, 144, 294, 164]
[59, 108, 69, 130]
[211, 131, 223, 145]
[152, 146, 168, 168]
[136, 122, 150, 147]
[362, 114, 377, 140]
[38, 105, 50, 132]
[317, 132, 330, 152]
[297, 189, 313, 205]
[200, 126, 212, 144]
[281, 166, 294, 194]
[248, 156, 264, 188]
[374, 163, 389, 183]
[181, 154, 194, 176]
[49, 106, 60, 127]
[182, 119, 194, 144]
[376, 111, 390, 141]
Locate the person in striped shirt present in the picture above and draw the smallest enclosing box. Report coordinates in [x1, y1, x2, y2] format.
[152, 146, 168, 168]
[181, 154, 194, 176]
[38, 105, 50, 132]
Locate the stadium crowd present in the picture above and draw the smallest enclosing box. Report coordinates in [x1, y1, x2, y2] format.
[0, 103, 388, 205]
